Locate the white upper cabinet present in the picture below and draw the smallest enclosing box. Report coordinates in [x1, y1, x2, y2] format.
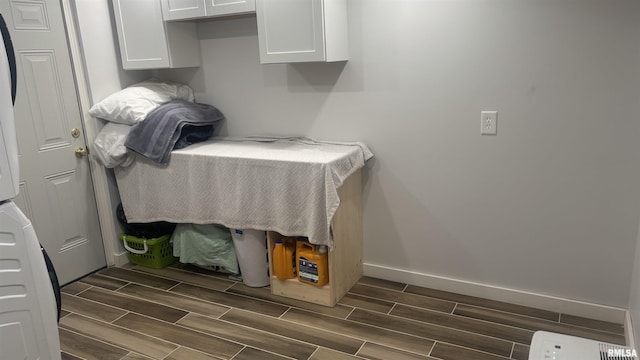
[205, 0, 256, 17]
[161, 0, 255, 21]
[161, 0, 206, 20]
[256, 0, 348, 64]
[113, 0, 200, 69]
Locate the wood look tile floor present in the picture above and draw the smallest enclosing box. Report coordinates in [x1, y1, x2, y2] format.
[58, 263, 626, 360]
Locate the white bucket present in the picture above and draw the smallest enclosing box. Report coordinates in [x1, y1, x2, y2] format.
[230, 229, 270, 287]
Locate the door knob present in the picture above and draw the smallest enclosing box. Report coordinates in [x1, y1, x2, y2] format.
[74, 147, 87, 158]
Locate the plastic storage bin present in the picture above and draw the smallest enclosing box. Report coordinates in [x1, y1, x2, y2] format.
[230, 229, 270, 287]
[121, 233, 177, 269]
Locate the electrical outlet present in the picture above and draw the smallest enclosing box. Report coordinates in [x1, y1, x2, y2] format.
[480, 111, 498, 135]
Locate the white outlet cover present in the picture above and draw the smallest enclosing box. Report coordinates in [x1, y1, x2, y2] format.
[481, 111, 498, 135]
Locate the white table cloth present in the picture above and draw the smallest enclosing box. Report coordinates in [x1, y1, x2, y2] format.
[115, 137, 372, 247]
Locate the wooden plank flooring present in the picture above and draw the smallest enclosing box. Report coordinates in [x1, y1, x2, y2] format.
[58, 263, 626, 360]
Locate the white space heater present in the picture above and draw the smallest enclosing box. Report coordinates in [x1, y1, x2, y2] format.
[529, 331, 636, 360]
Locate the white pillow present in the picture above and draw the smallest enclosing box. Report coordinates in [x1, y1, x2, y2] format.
[91, 122, 134, 168]
[88, 79, 195, 125]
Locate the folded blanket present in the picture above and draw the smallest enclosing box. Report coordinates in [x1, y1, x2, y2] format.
[125, 99, 224, 164]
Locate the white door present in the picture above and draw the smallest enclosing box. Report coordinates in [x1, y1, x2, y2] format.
[0, 0, 106, 284]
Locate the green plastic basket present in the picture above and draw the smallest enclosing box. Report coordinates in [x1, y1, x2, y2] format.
[120, 233, 177, 269]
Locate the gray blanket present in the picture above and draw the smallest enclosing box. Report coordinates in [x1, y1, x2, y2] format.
[125, 99, 224, 164]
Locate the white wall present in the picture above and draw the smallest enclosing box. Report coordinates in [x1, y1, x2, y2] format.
[72, 0, 150, 264]
[73, 0, 150, 103]
[156, 0, 640, 311]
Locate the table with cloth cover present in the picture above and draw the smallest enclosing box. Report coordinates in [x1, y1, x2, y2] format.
[114, 136, 371, 306]
[114, 136, 372, 248]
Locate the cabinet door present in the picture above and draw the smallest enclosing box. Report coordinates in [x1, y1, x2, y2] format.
[204, 0, 255, 17]
[161, 0, 206, 20]
[113, 0, 170, 69]
[256, 0, 326, 63]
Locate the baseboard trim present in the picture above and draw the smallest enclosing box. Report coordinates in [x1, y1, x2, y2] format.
[626, 311, 636, 348]
[363, 263, 626, 324]
[113, 251, 129, 267]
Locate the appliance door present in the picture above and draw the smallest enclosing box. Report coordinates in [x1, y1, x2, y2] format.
[42, 243, 62, 321]
[0, 13, 15, 104]
[0, 201, 61, 360]
[0, 12, 19, 201]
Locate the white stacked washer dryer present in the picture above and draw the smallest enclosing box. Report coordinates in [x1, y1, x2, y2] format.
[0, 12, 61, 360]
